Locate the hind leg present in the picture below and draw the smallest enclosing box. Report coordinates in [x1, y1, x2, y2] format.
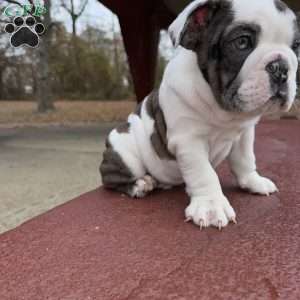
[101, 149, 158, 198]
[130, 175, 158, 198]
[130, 176, 175, 197]
[100, 127, 159, 198]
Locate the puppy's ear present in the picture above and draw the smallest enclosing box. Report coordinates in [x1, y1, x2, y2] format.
[168, 0, 210, 48]
[168, 0, 227, 49]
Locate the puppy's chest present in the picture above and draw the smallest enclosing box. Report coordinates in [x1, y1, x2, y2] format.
[208, 130, 240, 167]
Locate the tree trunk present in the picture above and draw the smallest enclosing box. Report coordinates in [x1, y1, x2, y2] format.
[72, 16, 77, 38]
[71, 16, 81, 69]
[37, 0, 55, 113]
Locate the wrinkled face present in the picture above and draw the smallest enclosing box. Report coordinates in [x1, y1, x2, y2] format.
[170, 0, 300, 114]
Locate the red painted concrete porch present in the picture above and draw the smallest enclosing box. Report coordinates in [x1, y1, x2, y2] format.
[1, 120, 300, 299]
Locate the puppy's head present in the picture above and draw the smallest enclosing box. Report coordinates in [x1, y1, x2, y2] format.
[169, 0, 300, 114]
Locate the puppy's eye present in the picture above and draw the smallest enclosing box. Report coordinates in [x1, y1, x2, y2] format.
[234, 36, 253, 51]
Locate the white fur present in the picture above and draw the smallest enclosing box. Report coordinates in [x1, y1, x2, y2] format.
[128, 112, 182, 185]
[237, 41, 298, 112]
[109, 0, 298, 229]
[232, 0, 298, 111]
[109, 127, 145, 179]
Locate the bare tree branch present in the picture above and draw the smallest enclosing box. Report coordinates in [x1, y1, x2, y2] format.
[61, 0, 88, 18]
[61, 0, 72, 15]
[60, 0, 89, 38]
[77, 0, 88, 18]
[70, 0, 75, 15]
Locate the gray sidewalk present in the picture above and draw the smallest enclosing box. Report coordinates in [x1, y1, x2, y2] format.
[0, 123, 117, 233]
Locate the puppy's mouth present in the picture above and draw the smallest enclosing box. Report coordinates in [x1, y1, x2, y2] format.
[271, 92, 287, 106]
[270, 89, 290, 111]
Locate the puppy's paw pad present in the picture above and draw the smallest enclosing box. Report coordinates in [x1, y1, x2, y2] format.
[130, 175, 157, 198]
[185, 195, 236, 230]
[240, 173, 278, 196]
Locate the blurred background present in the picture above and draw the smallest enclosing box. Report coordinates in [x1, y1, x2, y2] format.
[0, 0, 299, 233]
[0, 0, 175, 233]
[0, 0, 173, 122]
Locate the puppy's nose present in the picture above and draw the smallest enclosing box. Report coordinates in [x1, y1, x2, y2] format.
[265, 59, 288, 85]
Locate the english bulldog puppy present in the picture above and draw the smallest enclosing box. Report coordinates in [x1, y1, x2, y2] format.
[100, 0, 300, 229]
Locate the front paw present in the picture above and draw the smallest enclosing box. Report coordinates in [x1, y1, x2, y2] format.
[185, 194, 236, 230]
[239, 172, 278, 196]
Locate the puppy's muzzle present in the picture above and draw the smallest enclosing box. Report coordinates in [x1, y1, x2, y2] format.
[266, 58, 289, 105]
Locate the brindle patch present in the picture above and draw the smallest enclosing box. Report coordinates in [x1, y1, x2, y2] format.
[219, 23, 261, 111]
[134, 102, 143, 117]
[180, 0, 234, 82]
[274, 0, 288, 12]
[179, 1, 240, 109]
[100, 139, 136, 195]
[294, 12, 300, 44]
[146, 91, 175, 160]
[116, 122, 130, 134]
